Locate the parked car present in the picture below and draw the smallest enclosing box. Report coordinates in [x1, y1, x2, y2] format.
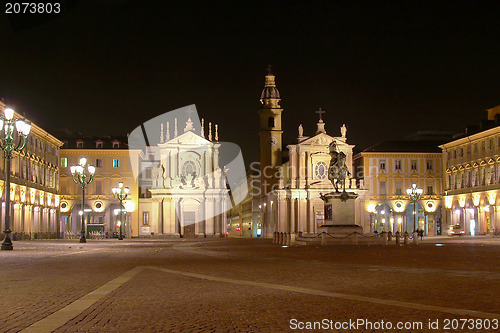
[448, 224, 466, 236]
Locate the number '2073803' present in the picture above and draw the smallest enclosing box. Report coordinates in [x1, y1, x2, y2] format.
[5, 2, 61, 14]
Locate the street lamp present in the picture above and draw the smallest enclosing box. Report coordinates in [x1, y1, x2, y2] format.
[0, 107, 31, 250]
[112, 181, 129, 240]
[406, 183, 423, 232]
[70, 157, 95, 243]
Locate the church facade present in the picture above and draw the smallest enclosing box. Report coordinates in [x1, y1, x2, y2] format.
[256, 71, 367, 237]
[137, 116, 230, 238]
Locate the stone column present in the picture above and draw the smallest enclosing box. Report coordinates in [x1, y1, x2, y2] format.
[298, 197, 307, 235]
[289, 147, 297, 189]
[151, 199, 160, 236]
[289, 197, 295, 233]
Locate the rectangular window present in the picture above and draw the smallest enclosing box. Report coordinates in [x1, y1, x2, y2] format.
[395, 160, 401, 170]
[94, 180, 102, 195]
[379, 181, 386, 195]
[61, 157, 68, 168]
[426, 161, 433, 170]
[411, 160, 418, 171]
[395, 181, 402, 195]
[379, 160, 386, 171]
[113, 142, 120, 149]
[113, 159, 119, 168]
[96, 142, 103, 149]
[427, 185, 434, 194]
[143, 212, 149, 225]
[96, 159, 102, 168]
[77, 142, 83, 149]
[145, 168, 152, 179]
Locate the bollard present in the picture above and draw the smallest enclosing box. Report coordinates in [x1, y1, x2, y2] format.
[321, 232, 327, 246]
[290, 233, 296, 246]
[280, 232, 284, 245]
[382, 232, 388, 245]
[387, 231, 393, 242]
[273, 232, 277, 244]
[412, 231, 419, 245]
[286, 232, 291, 246]
[403, 231, 409, 245]
[395, 231, 401, 245]
[352, 232, 358, 246]
[278, 232, 282, 245]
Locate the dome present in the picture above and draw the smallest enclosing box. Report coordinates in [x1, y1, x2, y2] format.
[260, 86, 280, 99]
[260, 74, 280, 100]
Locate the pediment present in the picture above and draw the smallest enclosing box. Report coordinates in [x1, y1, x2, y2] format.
[160, 130, 212, 147]
[480, 160, 487, 166]
[298, 133, 338, 147]
[487, 158, 495, 164]
[458, 165, 464, 171]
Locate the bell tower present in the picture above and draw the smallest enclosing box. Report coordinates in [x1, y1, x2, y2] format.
[259, 66, 283, 195]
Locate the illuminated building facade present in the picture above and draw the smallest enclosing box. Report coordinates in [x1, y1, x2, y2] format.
[440, 105, 500, 236]
[136, 117, 229, 238]
[256, 71, 365, 237]
[59, 137, 141, 238]
[0, 103, 63, 239]
[354, 136, 446, 235]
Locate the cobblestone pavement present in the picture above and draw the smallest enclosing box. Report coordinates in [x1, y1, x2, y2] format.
[0, 238, 499, 332]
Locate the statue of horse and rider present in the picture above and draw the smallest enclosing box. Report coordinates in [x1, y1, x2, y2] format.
[328, 141, 351, 193]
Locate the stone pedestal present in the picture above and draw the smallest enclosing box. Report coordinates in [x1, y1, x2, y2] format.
[319, 191, 361, 235]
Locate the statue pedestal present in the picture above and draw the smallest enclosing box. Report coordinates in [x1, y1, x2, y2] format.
[319, 191, 362, 235]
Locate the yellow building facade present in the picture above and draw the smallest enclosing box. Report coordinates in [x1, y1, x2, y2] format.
[441, 108, 500, 236]
[354, 143, 443, 235]
[0, 103, 63, 239]
[59, 138, 141, 238]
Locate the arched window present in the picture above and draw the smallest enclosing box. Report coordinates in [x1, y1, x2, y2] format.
[268, 117, 275, 128]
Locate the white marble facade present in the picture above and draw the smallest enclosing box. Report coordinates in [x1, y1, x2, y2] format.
[138, 118, 229, 238]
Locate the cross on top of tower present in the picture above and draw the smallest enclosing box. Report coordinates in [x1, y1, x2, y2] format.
[266, 64, 272, 75]
[316, 107, 325, 121]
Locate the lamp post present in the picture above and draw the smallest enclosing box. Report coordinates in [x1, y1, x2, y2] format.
[0, 107, 31, 250]
[112, 181, 129, 240]
[70, 157, 95, 243]
[406, 183, 423, 232]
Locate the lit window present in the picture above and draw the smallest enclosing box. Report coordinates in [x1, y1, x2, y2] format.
[61, 157, 68, 168]
[113, 159, 119, 168]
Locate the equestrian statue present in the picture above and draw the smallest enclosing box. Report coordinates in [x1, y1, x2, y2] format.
[328, 141, 351, 193]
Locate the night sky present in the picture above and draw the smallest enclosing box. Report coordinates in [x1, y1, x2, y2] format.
[0, 0, 499, 164]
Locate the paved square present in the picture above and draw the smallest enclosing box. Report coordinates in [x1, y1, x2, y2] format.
[1, 237, 499, 332]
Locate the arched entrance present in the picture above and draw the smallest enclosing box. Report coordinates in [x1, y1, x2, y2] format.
[405, 202, 424, 233]
[373, 203, 393, 233]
